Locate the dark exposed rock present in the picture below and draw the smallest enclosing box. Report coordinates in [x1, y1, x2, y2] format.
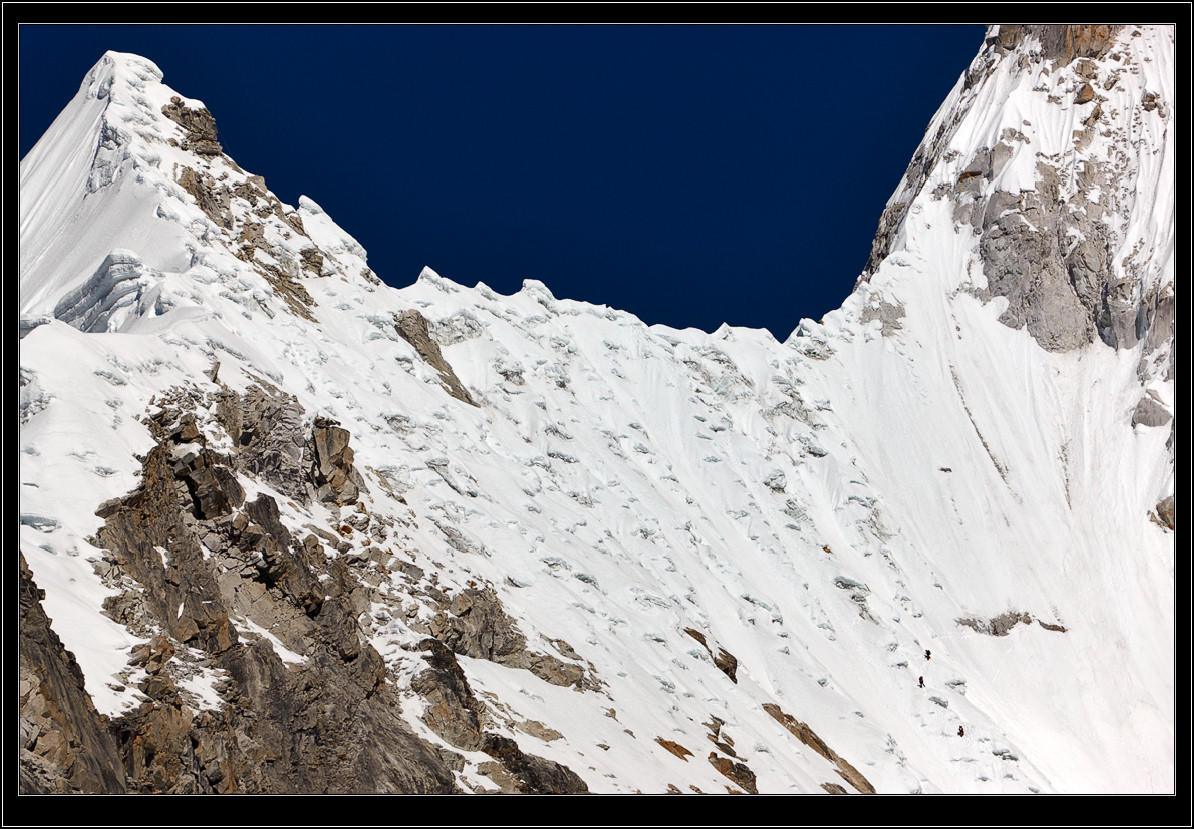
[178, 166, 231, 228]
[395, 309, 479, 407]
[410, 639, 588, 792]
[439, 587, 528, 662]
[310, 417, 366, 505]
[708, 752, 757, 794]
[97, 441, 238, 654]
[992, 25, 1121, 66]
[763, 702, 875, 794]
[234, 383, 310, 504]
[714, 648, 739, 684]
[300, 246, 325, 276]
[860, 203, 907, 284]
[655, 737, 694, 761]
[412, 639, 486, 751]
[684, 626, 739, 683]
[482, 733, 589, 794]
[37, 395, 465, 793]
[430, 587, 594, 689]
[107, 630, 458, 793]
[19, 553, 127, 793]
[161, 96, 222, 155]
[243, 494, 324, 616]
[128, 635, 175, 675]
[1154, 495, 1175, 531]
[252, 259, 318, 323]
[957, 611, 1033, 637]
[181, 462, 245, 520]
[1131, 394, 1171, 428]
[704, 716, 737, 756]
[1137, 282, 1174, 386]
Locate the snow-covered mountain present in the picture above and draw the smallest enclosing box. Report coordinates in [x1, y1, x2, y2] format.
[19, 25, 1174, 794]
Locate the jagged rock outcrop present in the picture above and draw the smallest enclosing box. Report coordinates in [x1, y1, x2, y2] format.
[178, 167, 232, 229]
[992, 25, 1122, 65]
[411, 639, 588, 792]
[763, 703, 875, 794]
[1154, 495, 1175, 531]
[22, 376, 598, 793]
[708, 752, 757, 794]
[1131, 393, 1171, 428]
[310, 416, 365, 505]
[19, 553, 127, 793]
[428, 587, 594, 689]
[395, 309, 480, 407]
[412, 638, 487, 752]
[481, 732, 588, 794]
[227, 383, 310, 504]
[683, 627, 739, 684]
[74, 398, 461, 793]
[161, 95, 222, 156]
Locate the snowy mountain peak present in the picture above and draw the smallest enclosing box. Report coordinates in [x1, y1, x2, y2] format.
[854, 25, 1173, 363]
[20, 28, 1174, 794]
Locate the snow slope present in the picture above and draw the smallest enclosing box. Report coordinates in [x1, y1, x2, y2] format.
[19, 29, 1175, 794]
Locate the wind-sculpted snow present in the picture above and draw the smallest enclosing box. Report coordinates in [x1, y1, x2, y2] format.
[19, 31, 1174, 793]
[52, 250, 155, 333]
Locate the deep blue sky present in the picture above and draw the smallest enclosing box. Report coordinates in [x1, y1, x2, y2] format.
[19, 24, 986, 340]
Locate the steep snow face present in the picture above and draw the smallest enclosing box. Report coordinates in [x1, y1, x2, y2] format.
[19, 31, 1174, 795]
[796, 24, 1175, 792]
[858, 25, 1174, 363]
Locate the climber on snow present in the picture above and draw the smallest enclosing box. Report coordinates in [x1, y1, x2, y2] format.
[918, 676, 924, 688]
[957, 725, 965, 737]
[925, 649, 931, 661]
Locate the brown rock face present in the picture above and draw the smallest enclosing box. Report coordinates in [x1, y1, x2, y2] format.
[708, 752, 758, 794]
[394, 309, 479, 407]
[412, 639, 486, 752]
[481, 733, 589, 794]
[161, 96, 222, 155]
[19, 553, 127, 793]
[655, 737, 694, 761]
[232, 384, 309, 504]
[762, 703, 876, 794]
[683, 626, 739, 683]
[410, 639, 589, 792]
[178, 167, 232, 228]
[993, 25, 1122, 66]
[427, 586, 594, 689]
[24, 391, 465, 793]
[714, 648, 739, 684]
[1155, 495, 1175, 530]
[310, 417, 365, 505]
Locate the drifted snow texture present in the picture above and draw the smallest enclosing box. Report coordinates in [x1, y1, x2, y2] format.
[19, 27, 1174, 794]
